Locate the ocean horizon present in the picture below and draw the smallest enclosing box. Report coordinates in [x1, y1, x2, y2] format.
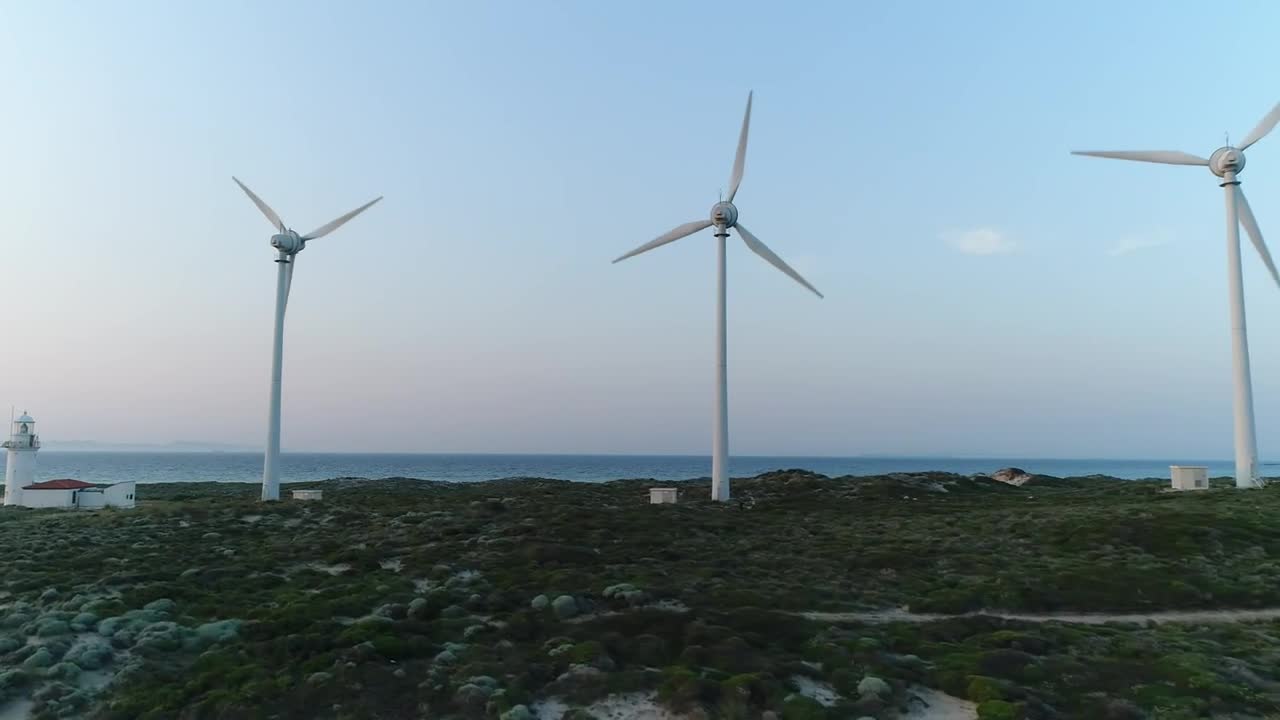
[24, 452, 1263, 486]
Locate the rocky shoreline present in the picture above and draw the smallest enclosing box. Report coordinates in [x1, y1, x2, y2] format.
[0, 469, 1275, 719]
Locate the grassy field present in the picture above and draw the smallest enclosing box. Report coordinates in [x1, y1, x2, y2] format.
[2, 471, 1279, 719]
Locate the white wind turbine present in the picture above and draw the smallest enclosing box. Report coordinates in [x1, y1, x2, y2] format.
[612, 92, 823, 502]
[1073, 100, 1280, 489]
[234, 177, 382, 501]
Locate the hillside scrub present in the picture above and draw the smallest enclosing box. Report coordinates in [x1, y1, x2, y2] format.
[0, 471, 1277, 718]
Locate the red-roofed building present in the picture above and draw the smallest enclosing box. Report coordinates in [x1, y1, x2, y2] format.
[18, 478, 135, 509]
[23, 479, 95, 491]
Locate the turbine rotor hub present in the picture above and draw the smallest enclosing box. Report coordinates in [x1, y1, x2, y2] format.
[270, 231, 304, 254]
[1210, 146, 1246, 178]
[710, 201, 738, 228]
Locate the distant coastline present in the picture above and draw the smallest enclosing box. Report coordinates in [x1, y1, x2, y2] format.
[41, 446, 1250, 463]
[27, 451, 1251, 486]
[41, 441, 258, 453]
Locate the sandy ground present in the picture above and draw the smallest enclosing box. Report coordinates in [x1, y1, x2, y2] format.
[0, 698, 34, 720]
[800, 606, 1280, 625]
[902, 685, 978, 720]
[522, 603, 1280, 720]
[534, 685, 977, 720]
[790, 675, 839, 706]
[564, 600, 690, 625]
[304, 562, 351, 576]
[534, 692, 685, 720]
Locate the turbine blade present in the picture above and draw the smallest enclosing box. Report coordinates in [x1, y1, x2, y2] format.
[1070, 150, 1209, 166]
[1237, 187, 1280, 289]
[727, 91, 752, 202]
[735, 223, 823, 298]
[233, 177, 286, 232]
[301, 196, 383, 240]
[1239, 100, 1280, 151]
[612, 219, 712, 263]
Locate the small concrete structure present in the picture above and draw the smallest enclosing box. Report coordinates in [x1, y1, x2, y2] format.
[649, 488, 677, 504]
[1171, 465, 1209, 491]
[291, 489, 323, 501]
[74, 481, 137, 509]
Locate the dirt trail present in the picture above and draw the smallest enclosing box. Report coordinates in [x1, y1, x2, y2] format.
[902, 686, 977, 720]
[800, 607, 1280, 625]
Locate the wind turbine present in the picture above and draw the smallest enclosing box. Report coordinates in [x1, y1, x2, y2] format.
[1072, 100, 1280, 489]
[612, 92, 823, 502]
[234, 177, 382, 501]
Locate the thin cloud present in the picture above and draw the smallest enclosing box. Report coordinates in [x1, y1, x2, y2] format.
[941, 228, 1015, 256]
[1108, 232, 1171, 257]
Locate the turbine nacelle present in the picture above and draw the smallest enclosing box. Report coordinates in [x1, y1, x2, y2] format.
[611, 93, 822, 298]
[711, 201, 738, 228]
[270, 231, 305, 255]
[1210, 146, 1246, 178]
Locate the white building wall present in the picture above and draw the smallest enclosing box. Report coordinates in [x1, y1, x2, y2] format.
[77, 490, 106, 509]
[4, 451, 36, 507]
[1171, 466, 1209, 491]
[649, 488, 678, 504]
[22, 489, 74, 508]
[102, 482, 136, 508]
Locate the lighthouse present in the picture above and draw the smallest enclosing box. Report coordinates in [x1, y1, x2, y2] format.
[4, 413, 40, 507]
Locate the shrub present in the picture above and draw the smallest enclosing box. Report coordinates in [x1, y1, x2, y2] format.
[976, 699, 1019, 720]
[829, 668, 859, 697]
[978, 649, 1038, 680]
[657, 666, 705, 712]
[719, 674, 755, 720]
[781, 695, 826, 720]
[567, 640, 605, 665]
[967, 675, 1003, 703]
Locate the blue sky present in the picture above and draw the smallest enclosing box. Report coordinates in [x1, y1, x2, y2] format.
[2, 0, 1280, 458]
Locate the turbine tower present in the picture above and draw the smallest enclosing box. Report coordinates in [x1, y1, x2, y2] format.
[234, 178, 382, 501]
[613, 92, 823, 501]
[1072, 100, 1280, 489]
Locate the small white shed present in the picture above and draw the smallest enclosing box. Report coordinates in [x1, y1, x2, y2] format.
[76, 482, 137, 509]
[1171, 466, 1209, 491]
[291, 489, 323, 501]
[649, 488, 677, 504]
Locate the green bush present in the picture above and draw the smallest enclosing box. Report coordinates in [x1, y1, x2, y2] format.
[719, 674, 754, 720]
[967, 675, 1003, 703]
[976, 699, 1019, 720]
[567, 640, 605, 665]
[780, 695, 826, 720]
[335, 618, 395, 647]
[829, 668, 859, 697]
[657, 666, 705, 712]
[933, 670, 969, 698]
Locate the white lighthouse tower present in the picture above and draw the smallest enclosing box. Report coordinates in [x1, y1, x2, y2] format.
[4, 413, 40, 506]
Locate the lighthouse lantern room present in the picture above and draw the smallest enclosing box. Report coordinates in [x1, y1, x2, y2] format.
[4, 413, 40, 507]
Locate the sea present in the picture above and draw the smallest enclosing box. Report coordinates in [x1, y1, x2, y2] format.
[25, 453, 1259, 486]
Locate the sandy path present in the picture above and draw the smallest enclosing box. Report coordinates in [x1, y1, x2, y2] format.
[799, 606, 1280, 625]
[0, 698, 34, 720]
[902, 686, 977, 720]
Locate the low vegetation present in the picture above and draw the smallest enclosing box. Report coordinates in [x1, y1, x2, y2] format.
[1, 470, 1279, 719]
